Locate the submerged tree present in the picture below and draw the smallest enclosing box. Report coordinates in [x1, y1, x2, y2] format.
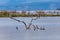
[10, 17, 40, 30]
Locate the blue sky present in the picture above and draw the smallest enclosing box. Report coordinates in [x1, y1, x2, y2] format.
[0, 0, 60, 4]
[0, 0, 60, 10]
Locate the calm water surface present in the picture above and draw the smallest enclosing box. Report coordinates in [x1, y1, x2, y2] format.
[0, 17, 60, 40]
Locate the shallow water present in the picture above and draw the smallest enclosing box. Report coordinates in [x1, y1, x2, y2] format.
[0, 17, 60, 40]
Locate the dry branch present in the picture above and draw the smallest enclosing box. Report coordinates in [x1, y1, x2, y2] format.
[28, 17, 40, 28]
[10, 17, 40, 30]
[10, 17, 28, 29]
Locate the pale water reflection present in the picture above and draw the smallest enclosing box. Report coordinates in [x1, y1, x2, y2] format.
[0, 17, 60, 40]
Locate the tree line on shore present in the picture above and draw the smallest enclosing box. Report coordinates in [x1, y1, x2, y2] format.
[0, 10, 60, 17]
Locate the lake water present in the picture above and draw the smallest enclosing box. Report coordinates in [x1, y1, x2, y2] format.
[0, 17, 60, 40]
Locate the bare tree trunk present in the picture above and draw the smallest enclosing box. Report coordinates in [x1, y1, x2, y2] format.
[10, 17, 40, 30]
[28, 17, 40, 29]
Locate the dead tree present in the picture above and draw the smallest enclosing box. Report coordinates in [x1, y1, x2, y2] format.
[10, 17, 40, 30]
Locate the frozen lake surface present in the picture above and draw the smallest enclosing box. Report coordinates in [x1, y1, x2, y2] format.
[0, 17, 60, 40]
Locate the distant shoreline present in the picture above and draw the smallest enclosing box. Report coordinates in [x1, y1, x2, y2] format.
[0, 16, 60, 18]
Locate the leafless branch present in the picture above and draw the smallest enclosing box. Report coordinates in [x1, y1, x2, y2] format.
[10, 17, 40, 30]
[28, 17, 40, 28]
[32, 25, 36, 31]
[10, 17, 28, 29]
